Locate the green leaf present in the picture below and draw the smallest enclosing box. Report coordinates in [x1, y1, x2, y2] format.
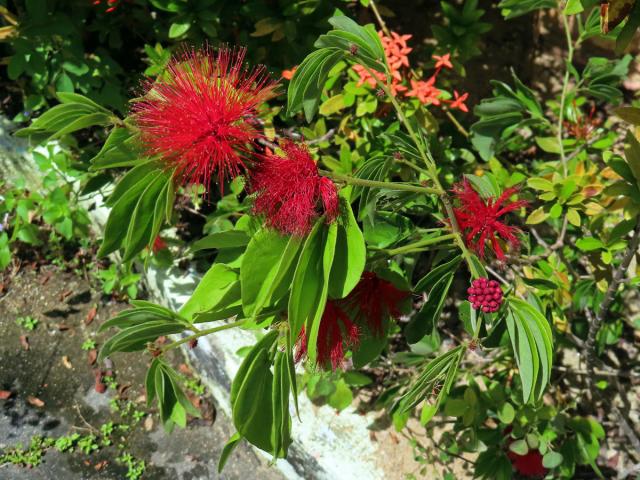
[509, 439, 529, 455]
[287, 48, 345, 121]
[614, 106, 640, 125]
[90, 127, 140, 170]
[232, 348, 274, 452]
[527, 177, 554, 191]
[218, 432, 242, 473]
[105, 160, 159, 208]
[343, 371, 373, 386]
[122, 173, 171, 262]
[542, 451, 563, 469]
[405, 272, 454, 344]
[536, 136, 561, 154]
[352, 335, 387, 368]
[288, 221, 329, 346]
[241, 229, 302, 319]
[506, 298, 553, 403]
[190, 231, 250, 252]
[179, 264, 239, 321]
[615, 0, 640, 54]
[271, 351, 292, 458]
[363, 211, 412, 248]
[624, 131, 640, 190]
[324, 15, 385, 65]
[328, 199, 366, 299]
[99, 320, 186, 360]
[564, 0, 584, 15]
[15, 103, 95, 137]
[526, 207, 548, 225]
[305, 223, 338, 364]
[169, 21, 191, 38]
[566, 207, 581, 227]
[145, 359, 160, 407]
[319, 94, 346, 115]
[285, 333, 299, 418]
[521, 277, 558, 290]
[576, 237, 605, 251]
[444, 398, 468, 417]
[397, 345, 464, 414]
[328, 379, 353, 411]
[414, 255, 462, 293]
[498, 0, 556, 19]
[498, 402, 516, 424]
[57, 92, 111, 113]
[230, 331, 279, 407]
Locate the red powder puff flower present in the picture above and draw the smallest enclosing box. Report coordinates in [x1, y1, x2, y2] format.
[249, 141, 339, 236]
[132, 46, 277, 192]
[507, 449, 547, 477]
[344, 272, 409, 336]
[295, 301, 360, 370]
[452, 180, 527, 261]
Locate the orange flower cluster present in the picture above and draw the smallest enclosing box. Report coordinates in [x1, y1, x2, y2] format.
[352, 30, 468, 113]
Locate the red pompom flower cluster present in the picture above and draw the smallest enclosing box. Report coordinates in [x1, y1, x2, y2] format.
[452, 180, 527, 261]
[133, 46, 277, 191]
[250, 141, 339, 236]
[467, 278, 503, 313]
[507, 448, 547, 478]
[296, 272, 409, 370]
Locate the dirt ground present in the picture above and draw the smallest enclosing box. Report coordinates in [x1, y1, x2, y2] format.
[0, 266, 284, 480]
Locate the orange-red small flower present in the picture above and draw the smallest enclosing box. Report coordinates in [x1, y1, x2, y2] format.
[449, 90, 469, 113]
[353, 30, 412, 96]
[249, 141, 339, 236]
[433, 53, 453, 70]
[93, 0, 119, 13]
[381, 31, 413, 71]
[282, 66, 297, 80]
[452, 180, 527, 260]
[133, 46, 277, 192]
[406, 77, 442, 105]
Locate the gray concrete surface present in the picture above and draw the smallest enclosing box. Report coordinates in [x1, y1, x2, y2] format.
[0, 268, 284, 479]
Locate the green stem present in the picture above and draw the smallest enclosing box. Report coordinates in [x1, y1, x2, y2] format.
[322, 170, 442, 195]
[445, 109, 470, 138]
[472, 313, 484, 341]
[394, 157, 430, 176]
[384, 233, 456, 256]
[557, 13, 575, 178]
[358, 65, 480, 278]
[161, 319, 246, 354]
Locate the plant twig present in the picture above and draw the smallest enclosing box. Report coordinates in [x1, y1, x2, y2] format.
[557, 13, 575, 178]
[306, 128, 336, 145]
[584, 217, 640, 383]
[321, 170, 442, 195]
[161, 319, 246, 354]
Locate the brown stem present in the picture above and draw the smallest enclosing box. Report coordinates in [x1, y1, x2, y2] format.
[584, 217, 640, 382]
